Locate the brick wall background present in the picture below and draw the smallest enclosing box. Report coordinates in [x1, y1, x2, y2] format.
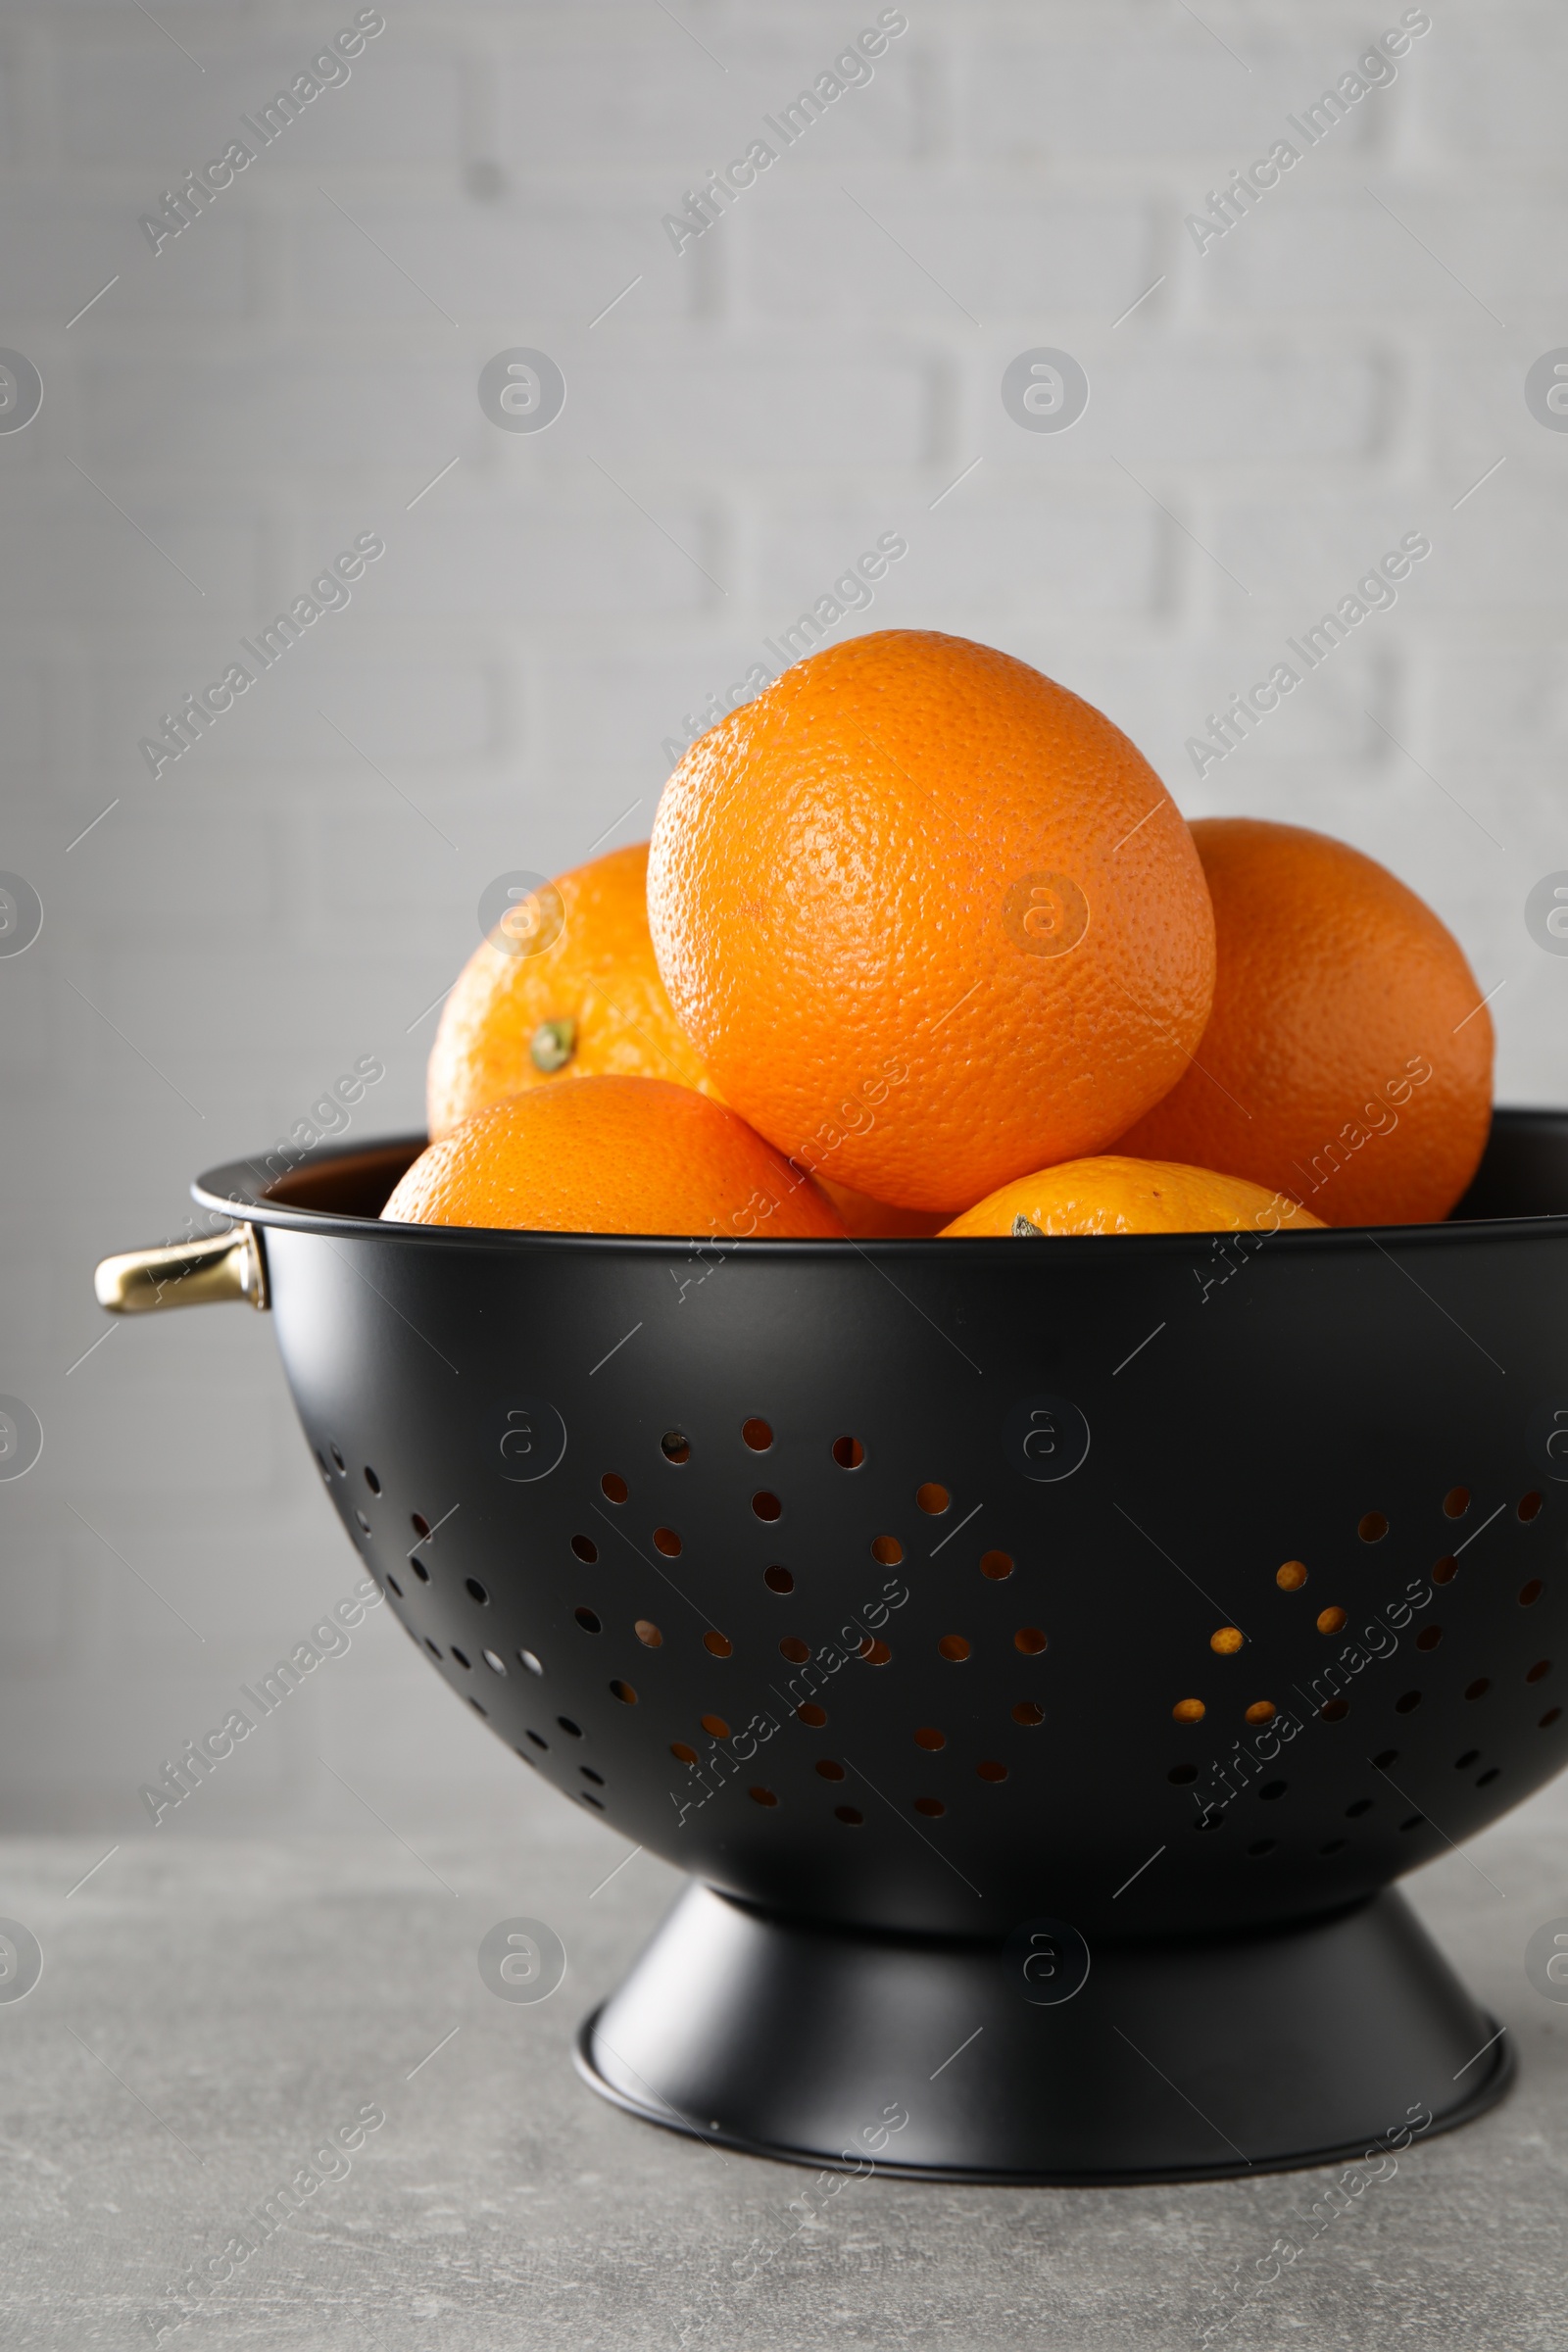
[2, 0, 1564, 1834]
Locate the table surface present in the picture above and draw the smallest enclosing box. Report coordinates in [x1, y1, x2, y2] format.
[4, 1776, 1566, 2352]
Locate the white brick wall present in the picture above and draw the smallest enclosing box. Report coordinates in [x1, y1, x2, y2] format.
[62, 47, 466, 169]
[964, 30, 1385, 159]
[4, 0, 1565, 1831]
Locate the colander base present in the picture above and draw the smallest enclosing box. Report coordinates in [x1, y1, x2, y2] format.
[576, 1881, 1513, 2183]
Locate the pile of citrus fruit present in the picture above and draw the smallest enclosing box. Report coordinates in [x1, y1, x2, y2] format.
[385, 631, 1494, 1240]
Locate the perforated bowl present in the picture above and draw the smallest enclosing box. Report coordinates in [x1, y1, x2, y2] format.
[93, 1110, 1568, 2180]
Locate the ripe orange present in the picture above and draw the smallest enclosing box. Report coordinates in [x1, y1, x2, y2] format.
[816, 1177, 955, 1238]
[648, 630, 1216, 1210]
[426, 843, 714, 1141]
[1116, 819, 1494, 1225]
[941, 1155, 1323, 1237]
[383, 1075, 846, 1239]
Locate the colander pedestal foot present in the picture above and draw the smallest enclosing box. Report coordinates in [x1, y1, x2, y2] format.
[576, 1881, 1513, 2183]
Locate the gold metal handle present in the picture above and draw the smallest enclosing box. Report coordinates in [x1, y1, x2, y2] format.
[94, 1225, 270, 1314]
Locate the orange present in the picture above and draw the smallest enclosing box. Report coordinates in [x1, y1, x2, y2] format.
[426, 843, 714, 1141]
[1116, 819, 1494, 1225]
[647, 630, 1216, 1210]
[816, 1177, 954, 1238]
[383, 1075, 846, 1239]
[941, 1155, 1324, 1238]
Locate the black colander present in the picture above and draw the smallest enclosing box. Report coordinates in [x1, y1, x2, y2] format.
[93, 1110, 1568, 2180]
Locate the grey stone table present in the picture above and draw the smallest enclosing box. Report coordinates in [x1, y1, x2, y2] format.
[5, 1776, 1567, 2351]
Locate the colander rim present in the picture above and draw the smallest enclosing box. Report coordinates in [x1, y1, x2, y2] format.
[191, 1108, 1568, 1259]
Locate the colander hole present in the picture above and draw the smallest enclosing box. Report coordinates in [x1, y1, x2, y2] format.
[610, 1680, 637, 1705]
[753, 1493, 782, 1523]
[1320, 1698, 1350, 1722]
[1476, 1766, 1500, 1787]
[1168, 1764, 1199, 1785]
[779, 1638, 810, 1664]
[1012, 1701, 1044, 1727]
[1194, 1812, 1224, 1833]
[571, 1536, 598, 1564]
[329, 1444, 345, 1474]
[916, 1483, 950, 1514]
[981, 1551, 1014, 1581]
[316, 1453, 331, 1484]
[450, 1647, 470, 1671]
[1346, 1797, 1374, 1818]
[1521, 1580, 1544, 1606]
[580, 1792, 605, 1810]
[1416, 1625, 1443, 1651]
[834, 1806, 864, 1826]
[654, 1527, 682, 1556]
[466, 1578, 489, 1605]
[914, 1797, 946, 1818]
[1527, 1659, 1553, 1683]
[703, 1631, 733, 1658]
[1433, 1556, 1458, 1586]
[670, 1741, 698, 1763]
[798, 1702, 827, 1727]
[1320, 1838, 1347, 1855]
[871, 1535, 903, 1565]
[1276, 1560, 1308, 1591]
[1399, 1814, 1424, 1832]
[748, 1786, 777, 1807]
[1317, 1607, 1347, 1635]
[574, 1608, 602, 1634]
[411, 1513, 430, 1539]
[976, 1760, 1007, 1784]
[1210, 1627, 1244, 1655]
[832, 1436, 864, 1469]
[1541, 1707, 1562, 1728]
[526, 1730, 549, 1751]
[558, 1716, 582, 1738]
[364, 1466, 381, 1494]
[1373, 1747, 1397, 1768]
[518, 1648, 543, 1676]
[1172, 1698, 1206, 1724]
[938, 1635, 971, 1662]
[742, 1417, 773, 1451]
[1443, 1486, 1471, 1518]
[468, 1698, 487, 1717]
[355, 1510, 371, 1535]
[483, 1649, 506, 1676]
[662, 1430, 691, 1463]
[1013, 1627, 1047, 1655]
[1395, 1690, 1422, 1713]
[1465, 1678, 1492, 1700]
[635, 1620, 662, 1648]
[516, 1748, 536, 1768]
[1359, 1512, 1389, 1543]
[602, 1473, 628, 1503]
[1259, 1780, 1287, 1801]
[423, 1639, 442, 1658]
[1455, 1749, 1481, 1769]
[764, 1566, 794, 1594]
[1519, 1491, 1544, 1522]
[859, 1637, 893, 1665]
[581, 1766, 605, 1785]
[411, 1558, 430, 1584]
[701, 1713, 729, 1739]
[1245, 1700, 1276, 1725]
[816, 1759, 846, 1781]
[914, 1726, 946, 1751]
[1248, 1839, 1277, 1857]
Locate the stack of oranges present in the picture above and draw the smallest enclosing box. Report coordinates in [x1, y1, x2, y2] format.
[385, 632, 1494, 1241]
